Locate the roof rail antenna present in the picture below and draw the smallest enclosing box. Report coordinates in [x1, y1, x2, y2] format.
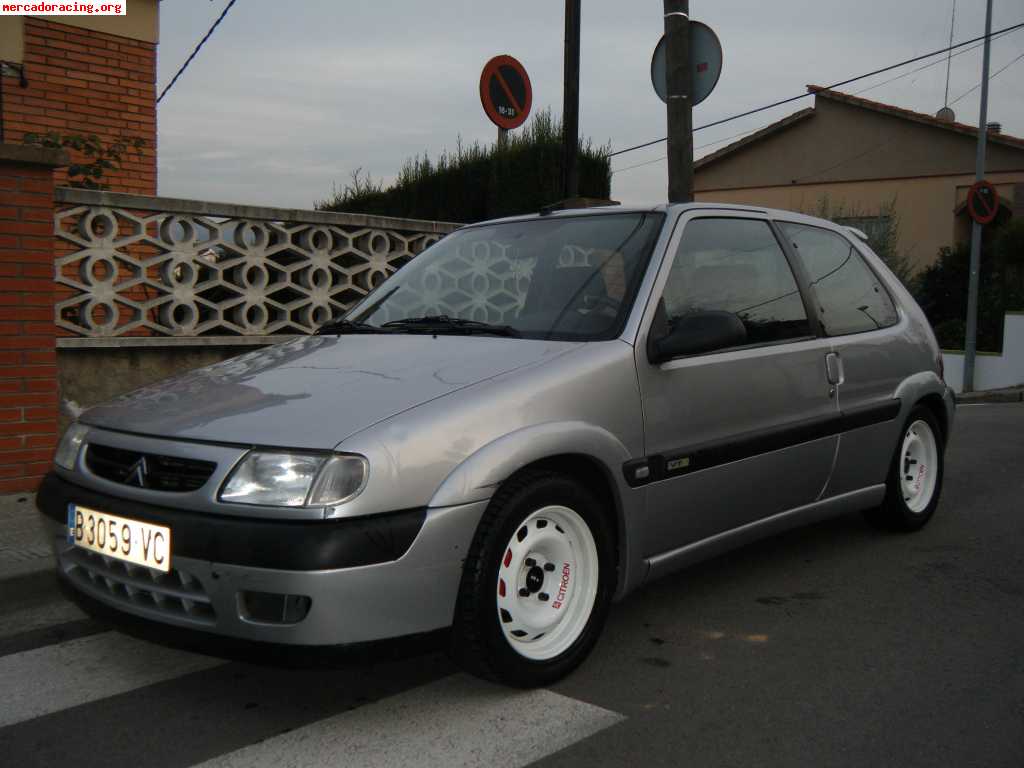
[539, 197, 621, 216]
[845, 226, 870, 242]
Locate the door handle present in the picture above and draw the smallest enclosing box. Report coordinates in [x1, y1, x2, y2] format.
[825, 352, 845, 386]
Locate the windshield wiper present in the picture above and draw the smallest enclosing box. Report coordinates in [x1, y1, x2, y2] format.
[314, 318, 390, 335]
[381, 315, 520, 337]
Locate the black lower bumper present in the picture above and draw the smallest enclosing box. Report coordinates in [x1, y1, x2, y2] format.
[37, 473, 425, 571]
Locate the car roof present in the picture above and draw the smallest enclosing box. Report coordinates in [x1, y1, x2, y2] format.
[465, 202, 852, 234]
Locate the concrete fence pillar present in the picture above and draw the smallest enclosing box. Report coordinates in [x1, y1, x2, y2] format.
[0, 144, 67, 493]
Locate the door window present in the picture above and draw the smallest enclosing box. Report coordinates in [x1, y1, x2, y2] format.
[660, 218, 811, 349]
[777, 222, 899, 336]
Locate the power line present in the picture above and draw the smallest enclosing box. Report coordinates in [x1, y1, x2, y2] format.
[613, 32, 1022, 176]
[949, 50, 1024, 106]
[611, 155, 666, 175]
[852, 27, 1014, 97]
[158, 0, 241, 104]
[790, 137, 896, 184]
[606, 20, 1024, 158]
[612, 122, 777, 175]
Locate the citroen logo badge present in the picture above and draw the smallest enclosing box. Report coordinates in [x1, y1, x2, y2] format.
[126, 456, 148, 487]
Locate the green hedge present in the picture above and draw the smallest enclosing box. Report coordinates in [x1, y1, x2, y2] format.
[915, 219, 1024, 353]
[316, 110, 611, 223]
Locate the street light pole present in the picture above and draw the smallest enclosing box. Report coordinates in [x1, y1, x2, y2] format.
[664, 0, 692, 203]
[963, 0, 993, 393]
[563, 0, 581, 200]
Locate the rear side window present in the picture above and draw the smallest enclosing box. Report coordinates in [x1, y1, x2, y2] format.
[662, 218, 811, 346]
[778, 222, 899, 336]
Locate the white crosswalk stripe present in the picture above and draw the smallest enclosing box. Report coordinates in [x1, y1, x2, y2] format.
[0, 566, 625, 766]
[0, 630, 224, 728]
[192, 673, 624, 768]
[0, 597, 88, 640]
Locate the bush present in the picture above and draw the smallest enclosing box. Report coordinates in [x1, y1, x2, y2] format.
[914, 218, 1024, 352]
[22, 131, 145, 190]
[316, 109, 611, 223]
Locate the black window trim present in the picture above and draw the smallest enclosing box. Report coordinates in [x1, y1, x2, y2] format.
[772, 218, 901, 338]
[767, 220, 826, 339]
[646, 214, 824, 364]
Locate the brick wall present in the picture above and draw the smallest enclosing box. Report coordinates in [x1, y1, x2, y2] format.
[0, 145, 65, 493]
[1, 16, 156, 195]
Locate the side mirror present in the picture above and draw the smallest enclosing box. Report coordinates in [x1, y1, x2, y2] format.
[650, 310, 747, 363]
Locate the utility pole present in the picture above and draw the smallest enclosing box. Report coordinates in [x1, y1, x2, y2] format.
[563, 0, 581, 200]
[664, 0, 692, 203]
[963, 0, 993, 393]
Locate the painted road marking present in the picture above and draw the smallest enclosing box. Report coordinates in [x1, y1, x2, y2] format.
[0, 630, 223, 728]
[193, 673, 624, 768]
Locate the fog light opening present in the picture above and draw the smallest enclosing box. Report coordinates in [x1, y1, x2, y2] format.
[238, 590, 312, 625]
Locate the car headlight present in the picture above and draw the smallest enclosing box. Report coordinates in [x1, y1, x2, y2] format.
[219, 451, 367, 508]
[54, 423, 88, 470]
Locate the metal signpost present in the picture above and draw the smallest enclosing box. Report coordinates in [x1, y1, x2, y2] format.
[479, 55, 533, 146]
[963, 0, 994, 393]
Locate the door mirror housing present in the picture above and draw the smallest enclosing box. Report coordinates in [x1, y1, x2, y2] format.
[650, 310, 747, 363]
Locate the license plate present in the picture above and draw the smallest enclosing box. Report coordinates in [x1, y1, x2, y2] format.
[67, 504, 172, 573]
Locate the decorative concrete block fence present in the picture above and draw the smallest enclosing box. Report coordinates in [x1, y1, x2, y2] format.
[0, 143, 459, 491]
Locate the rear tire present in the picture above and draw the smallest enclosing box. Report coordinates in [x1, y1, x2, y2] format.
[865, 405, 944, 532]
[450, 470, 614, 687]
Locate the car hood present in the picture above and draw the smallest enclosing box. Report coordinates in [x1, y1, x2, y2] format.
[81, 334, 581, 449]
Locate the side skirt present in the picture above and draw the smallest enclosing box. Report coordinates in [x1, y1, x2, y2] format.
[643, 485, 886, 583]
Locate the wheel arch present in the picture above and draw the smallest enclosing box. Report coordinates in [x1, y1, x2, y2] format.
[429, 422, 635, 596]
[893, 371, 953, 447]
[915, 392, 949, 445]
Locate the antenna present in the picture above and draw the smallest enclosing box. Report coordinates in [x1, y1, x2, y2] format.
[943, 0, 957, 107]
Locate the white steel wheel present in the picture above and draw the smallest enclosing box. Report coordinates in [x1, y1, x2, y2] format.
[495, 505, 599, 661]
[900, 419, 939, 513]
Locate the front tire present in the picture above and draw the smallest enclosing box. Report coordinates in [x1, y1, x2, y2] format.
[451, 470, 614, 687]
[865, 405, 945, 532]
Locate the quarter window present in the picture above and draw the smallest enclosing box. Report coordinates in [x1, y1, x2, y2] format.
[778, 222, 899, 336]
[660, 218, 811, 348]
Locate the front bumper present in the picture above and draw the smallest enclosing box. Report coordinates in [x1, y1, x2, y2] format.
[37, 474, 489, 645]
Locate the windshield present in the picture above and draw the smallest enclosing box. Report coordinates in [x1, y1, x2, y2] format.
[346, 212, 665, 341]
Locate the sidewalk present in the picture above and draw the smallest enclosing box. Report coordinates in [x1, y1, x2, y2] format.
[956, 385, 1024, 404]
[0, 493, 53, 580]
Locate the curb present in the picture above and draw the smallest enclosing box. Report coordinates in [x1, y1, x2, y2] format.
[955, 388, 1024, 404]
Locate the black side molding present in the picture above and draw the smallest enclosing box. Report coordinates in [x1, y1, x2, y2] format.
[37, 473, 426, 571]
[623, 399, 901, 487]
[841, 399, 902, 431]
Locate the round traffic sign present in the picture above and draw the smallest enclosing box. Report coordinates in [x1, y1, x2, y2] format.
[651, 22, 723, 106]
[479, 55, 533, 130]
[967, 180, 1000, 225]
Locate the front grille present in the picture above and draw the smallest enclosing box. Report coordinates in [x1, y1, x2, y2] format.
[62, 547, 216, 625]
[86, 443, 216, 492]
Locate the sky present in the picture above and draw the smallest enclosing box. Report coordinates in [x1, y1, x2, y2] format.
[154, 0, 1024, 211]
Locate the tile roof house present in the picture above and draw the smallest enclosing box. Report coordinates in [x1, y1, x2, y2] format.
[694, 86, 1024, 272]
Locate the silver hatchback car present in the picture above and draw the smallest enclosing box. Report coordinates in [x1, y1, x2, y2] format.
[39, 203, 954, 686]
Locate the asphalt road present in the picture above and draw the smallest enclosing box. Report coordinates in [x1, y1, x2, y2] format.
[1, 403, 1021, 767]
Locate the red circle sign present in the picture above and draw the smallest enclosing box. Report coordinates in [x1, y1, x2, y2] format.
[479, 55, 532, 130]
[967, 180, 1000, 225]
